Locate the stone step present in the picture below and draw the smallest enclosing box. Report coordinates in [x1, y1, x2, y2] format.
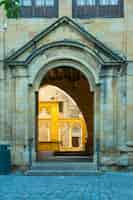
[37, 156, 92, 162]
[32, 164, 96, 170]
[32, 161, 96, 166]
[54, 151, 90, 156]
[25, 169, 101, 176]
[25, 161, 98, 176]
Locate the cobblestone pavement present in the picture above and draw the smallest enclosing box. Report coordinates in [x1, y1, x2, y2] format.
[0, 172, 133, 200]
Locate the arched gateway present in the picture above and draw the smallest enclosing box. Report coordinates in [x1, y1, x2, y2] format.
[36, 66, 95, 159]
[5, 17, 128, 167]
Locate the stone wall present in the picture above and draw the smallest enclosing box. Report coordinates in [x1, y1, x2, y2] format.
[0, 0, 133, 59]
[0, 0, 132, 167]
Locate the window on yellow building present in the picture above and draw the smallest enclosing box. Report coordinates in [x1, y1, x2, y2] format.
[59, 102, 64, 113]
[72, 137, 80, 147]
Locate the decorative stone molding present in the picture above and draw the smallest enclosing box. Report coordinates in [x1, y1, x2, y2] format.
[31, 56, 99, 92]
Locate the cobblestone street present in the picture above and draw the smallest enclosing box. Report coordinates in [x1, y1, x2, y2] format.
[0, 172, 133, 200]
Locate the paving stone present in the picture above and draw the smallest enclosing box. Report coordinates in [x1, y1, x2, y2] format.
[0, 173, 133, 199]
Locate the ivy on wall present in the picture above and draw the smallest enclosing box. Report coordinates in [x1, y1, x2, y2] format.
[0, 0, 20, 18]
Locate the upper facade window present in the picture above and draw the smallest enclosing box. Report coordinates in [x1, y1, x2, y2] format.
[20, 0, 32, 6]
[36, 0, 54, 6]
[73, 0, 124, 18]
[100, 0, 118, 5]
[77, 0, 96, 6]
[20, 0, 58, 18]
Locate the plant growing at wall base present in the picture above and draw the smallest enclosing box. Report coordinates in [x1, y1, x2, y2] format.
[0, 0, 20, 18]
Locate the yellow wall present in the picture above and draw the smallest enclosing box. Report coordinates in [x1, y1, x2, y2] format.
[38, 101, 87, 152]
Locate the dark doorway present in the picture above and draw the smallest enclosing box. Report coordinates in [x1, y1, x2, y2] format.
[72, 137, 80, 147]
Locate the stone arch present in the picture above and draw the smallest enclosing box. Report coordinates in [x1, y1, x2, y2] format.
[32, 56, 99, 92]
[32, 65, 96, 157]
[28, 42, 101, 160]
[26, 40, 104, 65]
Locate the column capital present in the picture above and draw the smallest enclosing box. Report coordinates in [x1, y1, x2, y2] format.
[12, 66, 29, 78]
[100, 66, 119, 79]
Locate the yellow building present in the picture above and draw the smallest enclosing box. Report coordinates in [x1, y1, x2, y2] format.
[37, 86, 87, 159]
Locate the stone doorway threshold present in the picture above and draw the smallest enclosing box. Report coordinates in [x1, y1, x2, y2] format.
[37, 151, 93, 162]
[37, 155, 93, 163]
[25, 158, 101, 176]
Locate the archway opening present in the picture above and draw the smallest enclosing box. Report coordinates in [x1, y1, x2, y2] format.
[36, 67, 94, 161]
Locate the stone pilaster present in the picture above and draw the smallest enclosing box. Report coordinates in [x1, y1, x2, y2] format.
[127, 61, 133, 166]
[94, 85, 101, 163]
[100, 67, 119, 165]
[11, 66, 29, 165]
[28, 87, 37, 162]
[0, 61, 6, 142]
[116, 65, 128, 166]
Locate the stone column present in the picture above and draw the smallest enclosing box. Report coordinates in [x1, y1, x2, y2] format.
[0, 65, 10, 144]
[0, 19, 6, 143]
[100, 67, 118, 165]
[11, 66, 29, 166]
[4, 67, 15, 145]
[117, 66, 128, 166]
[28, 88, 38, 162]
[94, 85, 101, 163]
[127, 62, 133, 166]
[0, 62, 6, 142]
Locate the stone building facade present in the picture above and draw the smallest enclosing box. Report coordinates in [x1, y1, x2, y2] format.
[0, 0, 133, 168]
